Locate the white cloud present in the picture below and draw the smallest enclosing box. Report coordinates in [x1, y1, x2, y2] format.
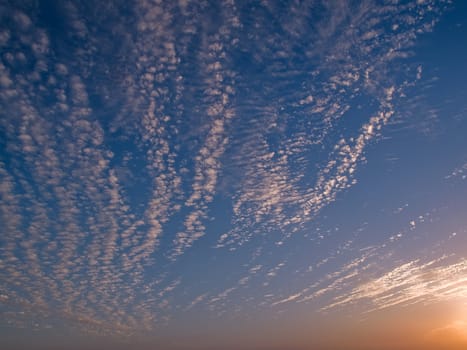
[325, 258, 467, 311]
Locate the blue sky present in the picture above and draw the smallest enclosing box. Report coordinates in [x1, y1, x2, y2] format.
[1, 1, 467, 349]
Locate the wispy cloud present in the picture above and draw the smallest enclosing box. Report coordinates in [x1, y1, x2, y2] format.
[324, 257, 467, 312]
[446, 161, 467, 181]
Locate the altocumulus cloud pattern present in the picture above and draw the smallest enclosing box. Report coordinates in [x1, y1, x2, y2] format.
[1, 0, 467, 347]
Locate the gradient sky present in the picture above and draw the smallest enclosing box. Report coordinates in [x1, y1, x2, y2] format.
[1, 1, 467, 349]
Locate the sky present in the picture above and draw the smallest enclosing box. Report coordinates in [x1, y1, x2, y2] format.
[1, 0, 467, 349]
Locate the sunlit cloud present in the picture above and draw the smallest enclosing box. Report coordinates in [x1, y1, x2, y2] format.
[324, 258, 467, 312]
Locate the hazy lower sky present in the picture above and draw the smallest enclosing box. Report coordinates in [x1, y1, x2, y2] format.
[1, 1, 467, 349]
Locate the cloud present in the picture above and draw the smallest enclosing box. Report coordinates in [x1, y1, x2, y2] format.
[272, 293, 303, 306]
[425, 320, 467, 348]
[214, 0, 446, 250]
[446, 161, 467, 181]
[171, 2, 239, 258]
[324, 258, 467, 312]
